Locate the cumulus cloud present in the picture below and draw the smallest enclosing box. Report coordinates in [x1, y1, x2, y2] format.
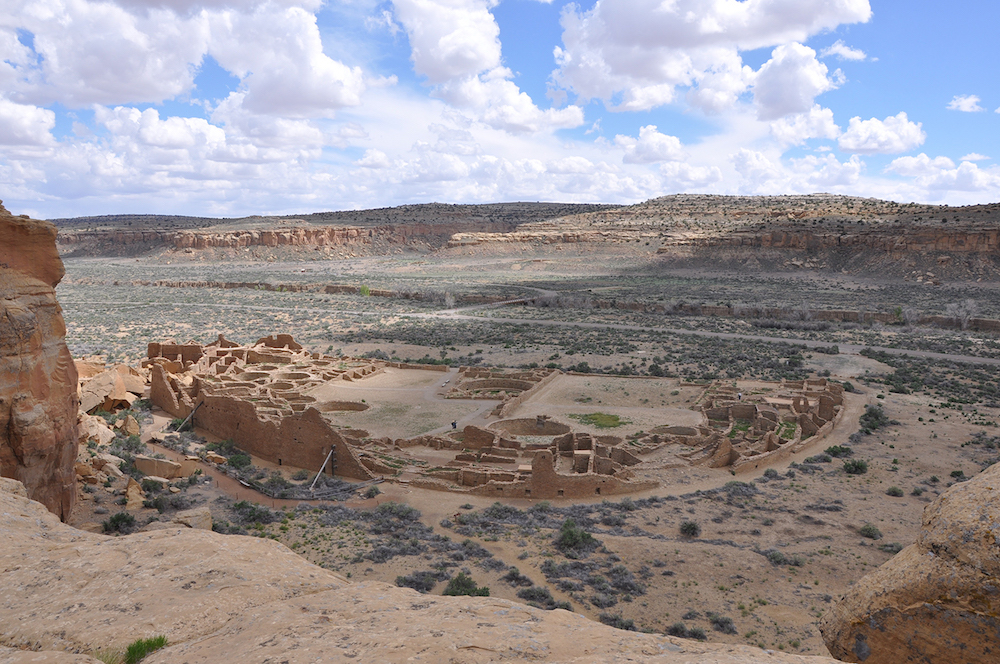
[820, 40, 866, 61]
[615, 125, 684, 164]
[838, 112, 925, 154]
[791, 153, 863, 187]
[391, 0, 583, 133]
[0, 98, 56, 146]
[659, 161, 722, 189]
[753, 43, 838, 120]
[769, 105, 840, 146]
[886, 153, 955, 177]
[553, 0, 870, 112]
[5, 0, 366, 117]
[947, 95, 984, 112]
[888, 155, 1000, 193]
[960, 153, 990, 162]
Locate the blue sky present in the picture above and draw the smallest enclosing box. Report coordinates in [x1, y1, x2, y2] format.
[1, 0, 998, 218]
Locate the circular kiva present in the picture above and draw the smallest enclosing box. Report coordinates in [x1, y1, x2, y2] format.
[488, 418, 571, 436]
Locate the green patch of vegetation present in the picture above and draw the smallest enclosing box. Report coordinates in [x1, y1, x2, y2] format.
[103, 511, 136, 534]
[679, 521, 701, 538]
[859, 524, 882, 540]
[885, 486, 904, 497]
[568, 412, 631, 429]
[112, 636, 167, 664]
[728, 419, 751, 438]
[555, 518, 600, 558]
[843, 459, 868, 475]
[443, 572, 489, 597]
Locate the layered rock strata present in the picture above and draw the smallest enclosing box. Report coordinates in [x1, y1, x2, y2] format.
[0, 203, 78, 520]
[0, 478, 839, 663]
[819, 461, 1000, 663]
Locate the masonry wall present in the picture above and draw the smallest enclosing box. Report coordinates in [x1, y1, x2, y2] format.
[195, 396, 374, 481]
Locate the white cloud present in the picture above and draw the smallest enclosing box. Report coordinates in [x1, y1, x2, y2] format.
[615, 125, 684, 164]
[791, 153, 864, 187]
[886, 154, 955, 177]
[207, 6, 365, 117]
[659, 161, 722, 189]
[553, 0, 871, 112]
[887, 155, 1000, 193]
[947, 95, 984, 112]
[960, 153, 990, 162]
[838, 112, 925, 154]
[820, 40, 866, 61]
[753, 43, 837, 120]
[769, 105, 840, 146]
[391, 0, 500, 83]
[0, 98, 56, 146]
[390, 0, 583, 133]
[356, 149, 392, 169]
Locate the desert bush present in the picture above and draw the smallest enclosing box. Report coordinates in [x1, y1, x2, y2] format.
[102, 511, 136, 534]
[503, 567, 534, 587]
[395, 570, 445, 593]
[443, 572, 489, 597]
[598, 613, 636, 631]
[825, 445, 853, 458]
[679, 521, 701, 537]
[231, 500, 280, 525]
[761, 549, 803, 567]
[517, 586, 555, 606]
[708, 613, 737, 634]
[859, 524, 882, 540]
[843, 459, 868, 475]
[859, 404, 890, 433]
[666, 623, 707, 640]
[879, 542, 904, 554]
[227, 453, 252, 469]
[364, 485, 381, 498]
[885, 486, 904, 497]
[555, 518, 599, 558]
[291, 469, 310, 481]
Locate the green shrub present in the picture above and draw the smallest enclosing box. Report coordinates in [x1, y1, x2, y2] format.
[598, 613, 636, 631]
[825, 445, 853, 458]
[364, 485, 381, 499]
[859, 404, 890, 433]
[228, 453, 252, 469]
[124, 635, 167, 664]
[859, 524, 882, 540]
[843, 459, 868, 475]
[679, 521, 701, 537]
[443, 572, 489, 597]
[103, 511, 136, 534]
[555, 518, 599, 558]
[885, 486, 903, 497]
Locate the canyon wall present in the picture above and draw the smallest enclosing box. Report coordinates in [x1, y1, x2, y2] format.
[0, 202, 79, 520]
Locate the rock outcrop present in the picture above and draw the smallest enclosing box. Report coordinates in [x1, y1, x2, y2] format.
[0, 202, 78, 520]
[0, 479, 838, 663]
[819, 462, 1000, 663]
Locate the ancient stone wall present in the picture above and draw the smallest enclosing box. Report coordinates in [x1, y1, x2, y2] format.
[195, 396, 373, 481]
[0, 203, 79, 520]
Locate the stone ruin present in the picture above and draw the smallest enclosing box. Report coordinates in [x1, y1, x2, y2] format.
[146, 335, 848, 500]
[445, 366, 560, 417]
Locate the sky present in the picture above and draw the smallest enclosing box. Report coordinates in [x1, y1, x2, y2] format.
[2, 0, 999, 219]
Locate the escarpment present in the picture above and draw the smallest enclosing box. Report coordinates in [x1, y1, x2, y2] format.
[0, 202, 79, 520]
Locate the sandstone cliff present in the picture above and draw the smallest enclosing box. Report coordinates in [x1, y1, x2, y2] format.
[819, 461, 1000, 663]
[0, 202, 78, 520]
[0, 479, 838, 663]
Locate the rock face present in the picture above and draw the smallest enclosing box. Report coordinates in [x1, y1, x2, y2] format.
[0, 202, 78, 520]
[0, 479, 838, 664]
[819, 462, 1000, 663]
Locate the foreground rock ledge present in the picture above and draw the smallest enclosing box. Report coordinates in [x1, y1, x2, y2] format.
[0, 202, 79, 520]
[820, 462, 1000, 663]
[0, 480, 836, 663]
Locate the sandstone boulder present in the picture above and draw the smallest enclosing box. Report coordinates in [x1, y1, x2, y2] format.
[820, 462, 1000, 663]
[78, 413, 116, 446]
[122, 414, 141, 437]
[79, 369, 135, 414]
[125, 477, 145, 509]
[133, 455, 182, 479]
[0, 478, 837, 664]
[172, 506, 212, 530]
[0, 204, 79, 520]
